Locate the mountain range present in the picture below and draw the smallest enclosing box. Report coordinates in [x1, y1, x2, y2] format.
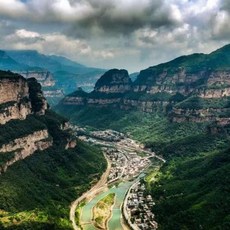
[0, 50, 106, 105]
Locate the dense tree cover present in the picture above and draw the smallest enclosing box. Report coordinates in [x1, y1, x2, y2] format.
[150, 149, 230, 230]
[0, 111, 107, 229]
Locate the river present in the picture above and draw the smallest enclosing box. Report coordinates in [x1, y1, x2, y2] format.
[80, 172, 146, 230]
[81, 181, 133, 230]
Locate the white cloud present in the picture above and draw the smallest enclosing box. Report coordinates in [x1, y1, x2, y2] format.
[0, 0, 27, 17]
[15, 29, 41, 38]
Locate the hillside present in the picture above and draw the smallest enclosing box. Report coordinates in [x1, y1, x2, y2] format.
[0, 71, 106, 229]
[55, 44, 230, 229]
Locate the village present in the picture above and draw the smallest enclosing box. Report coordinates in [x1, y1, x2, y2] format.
[75, 127, 155, 183]
[74, 126, 159, 230]
[124, 181, 158, 230]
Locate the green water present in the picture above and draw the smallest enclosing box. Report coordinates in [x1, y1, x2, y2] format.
[81, 181, 133, 230]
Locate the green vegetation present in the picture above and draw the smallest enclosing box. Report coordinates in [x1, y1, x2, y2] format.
[27, 78, 46, 113]
[55, 43, 230, 230]
[56, 104, 230, 229]
[175, 96, 230, 109]
[0, 101, 16, 113]
[0, 151, 16, 168]
[0, 111, 107, 229]
[75, 200, 86, 229]
[135, 44, 230, 87]
[0, 115, 46, 146]
[93, 193, 115, 229]
[95, 69, 129, 87]
[150, 149, 230, 230]
[124, 92, 172, 101]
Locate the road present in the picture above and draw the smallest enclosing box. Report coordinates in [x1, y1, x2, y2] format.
[69, 154, 111, 230]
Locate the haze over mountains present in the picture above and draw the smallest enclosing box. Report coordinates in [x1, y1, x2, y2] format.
[0, 50, 106, 105]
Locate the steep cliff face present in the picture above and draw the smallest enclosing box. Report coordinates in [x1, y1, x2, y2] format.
[0, 130, 52, 174]
[0, 71, 47, 124]
[0, 101, 32, 125]
[0, 73, 29, 104]
[0, 71, 60, 173]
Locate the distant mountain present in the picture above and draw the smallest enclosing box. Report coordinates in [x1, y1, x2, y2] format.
[0, 50, 106, 105]
[7, 50, 93, 73]
[0, 50, 28, 71]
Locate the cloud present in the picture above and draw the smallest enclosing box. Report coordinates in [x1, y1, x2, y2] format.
[0, 0, 27, 18]
[0, 0, 229, 72]
[0, 0, 182, 36]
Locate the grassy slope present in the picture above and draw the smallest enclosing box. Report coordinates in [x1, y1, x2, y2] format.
[0, 111, 107, 229]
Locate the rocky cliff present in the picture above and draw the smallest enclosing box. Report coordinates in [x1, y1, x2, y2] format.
[94, 69, 131, 93]
[0, 130, 52, 174]
[0, 71, 48, 125]
[0, 71, 77, 173]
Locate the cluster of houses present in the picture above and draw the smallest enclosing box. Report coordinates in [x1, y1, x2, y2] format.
[125, 182, 158, 230]
[90, 129, 125, 142]
[103, 147, 126, 183]
[103, 146, 151, 183]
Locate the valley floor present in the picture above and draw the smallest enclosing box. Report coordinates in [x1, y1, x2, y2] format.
[70, 126, 164, 230]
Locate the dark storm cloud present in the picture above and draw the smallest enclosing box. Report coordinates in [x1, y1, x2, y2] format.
[221, 0, 230, 12]
[66, 0, 181, 38]
[0, 0, 182, 37]
[209, 0, 230, 40]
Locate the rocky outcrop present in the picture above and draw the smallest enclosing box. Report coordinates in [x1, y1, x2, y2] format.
[65, 139, 77, 149]
[16, 71, 55, 87]
[122, 99, 169, 113]
[0, 130, 52, 173]
[0, 100, 31, 125]
[0, 74, 29, 104]
[0, 71, 48, 124]
[87, 98, 121, 105]
[171, 107, 230, 123]
[94, 69, 131, 93]
[43, 90, 64, 98]
[197, 87, 230, 98]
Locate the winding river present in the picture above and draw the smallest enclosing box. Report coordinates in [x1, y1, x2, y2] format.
[81, 181, 133, 230]
[80, 172, 146, 230]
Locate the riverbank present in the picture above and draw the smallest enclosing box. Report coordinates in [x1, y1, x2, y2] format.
[70, 153, 111, 230]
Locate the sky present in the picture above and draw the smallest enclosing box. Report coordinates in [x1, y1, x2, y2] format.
[0, 0, 229, 72]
